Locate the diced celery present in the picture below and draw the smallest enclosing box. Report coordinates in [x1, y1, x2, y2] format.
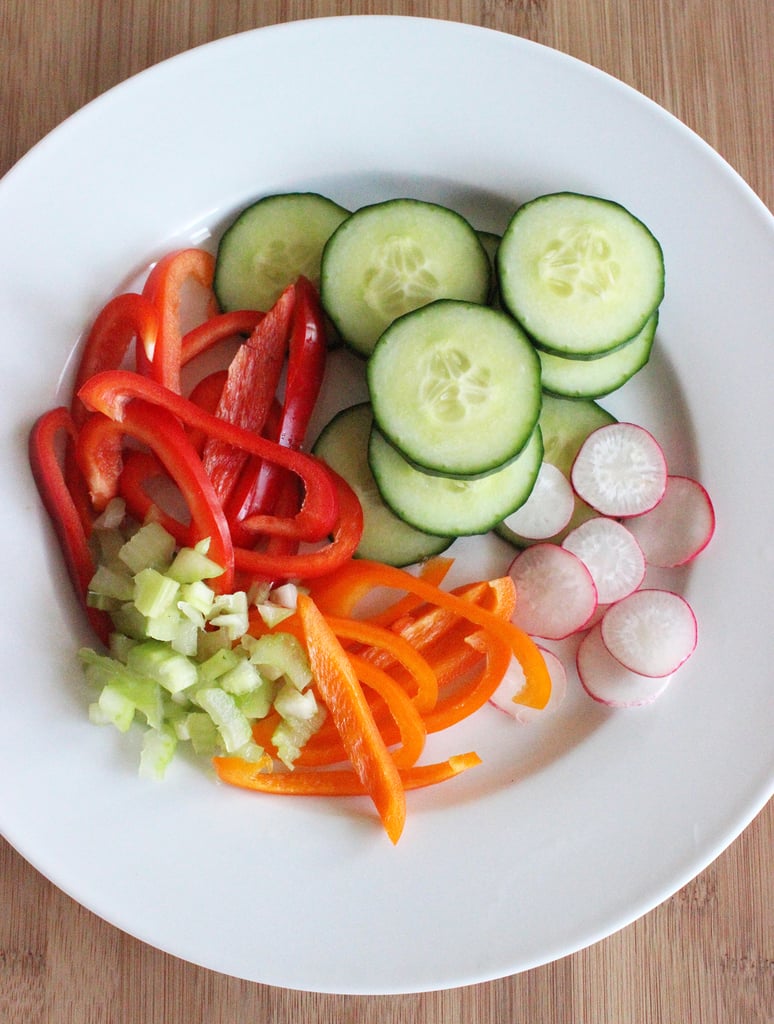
[272, 708, 326, 769]
[88, 563, 135, 603]
[139, 726, 178, 780]
[167, 545, 225, 584]
[230, 739, 270, 766]
[109, 601, 149, 641]
[198, 646, 242, 683]
[93, 684, 136, 732]
[219, 657, 264, 697]
[244, 632, 312, 690]
[273, 681, 319, 721]
[184, 711, 220, 755]
[236, 681, 275, 721]
[195, 687, 253, 753]
[209, 591, 249, 641]
[180, 579, 216, 617]
[119, 521, 176, 573]
[126, 640, 198, 695]
[197, 626, 233, 662]
[133, 568, 180, 619]
[254, 602, 295, 628]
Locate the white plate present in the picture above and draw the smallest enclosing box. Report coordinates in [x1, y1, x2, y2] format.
[1, 16, 772, 995]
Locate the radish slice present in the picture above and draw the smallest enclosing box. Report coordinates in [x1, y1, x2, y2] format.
[500, 462, 575, 540]
[626, 475, 716, 567]
[562, 517, 646, 604]
[600, 588, 697, 677]
[577, 623, 674, 707]
[490, 646, 567, 722]
[508, 543, 597, 639]
[571, 422, 668, 517]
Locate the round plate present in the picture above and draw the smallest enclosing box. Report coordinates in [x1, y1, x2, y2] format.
[1, 16, 772, 995]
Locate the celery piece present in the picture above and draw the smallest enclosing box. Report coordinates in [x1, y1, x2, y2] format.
[109, 601, 149, 641]
[179, 580, 216, 617]
[244, 633, 312, 690]
[219, 657, 264, 697]
[236, 681, 275, 721]
[119, 521, 176, 573]
[254, 602, 295, 628]
[133, 568, 180, 619]
[93, 684, 136, 732]
[184, 711, 220, 755]
[167, 545, 225, 584]
[273, 681, 319, 722]
[208, 591, 249, 641]
[126, 640, 198, 695]
[197, 626, 233, 662]
[272, 707, 326, 769]
[139, 726, 178, 780]
[79, 648, 165, 729]
[88, 563, 135, 603]
[198, 646, 242, 684]
[195, 687, 253, 753]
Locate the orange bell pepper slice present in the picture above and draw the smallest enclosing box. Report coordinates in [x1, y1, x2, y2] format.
[295, 592, 406, 843]
[213, 751, 482, 796]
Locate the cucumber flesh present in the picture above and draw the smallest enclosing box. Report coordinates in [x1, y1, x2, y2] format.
[368, 300, 542, 477]
[539, 312, 657, 399]
[368, 424, 543, 537]
[214, 192, 349, 312]
[312, 402, 452, 566]
[497, 192, 664, 357]
[321, 198, 491, 356]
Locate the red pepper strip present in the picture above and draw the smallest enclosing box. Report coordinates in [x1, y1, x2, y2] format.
[118, 450, 190, 546]
[180, 309, 264, 365]
[213, 751, 482, 796]
[71, 292, 159, 426]
[139, 249, 217, 392]
[77, 370, 340, 544]
[233, 470, 363, 582]
[75, 402, 234, 592]
[202, 284, 294, 504]
[28, 407, 111, 643]
[186, 369, 227, 455]
[237, 276, 327, 524]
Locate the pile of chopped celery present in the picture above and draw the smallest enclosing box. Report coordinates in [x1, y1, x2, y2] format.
[80, 501, 325, 779]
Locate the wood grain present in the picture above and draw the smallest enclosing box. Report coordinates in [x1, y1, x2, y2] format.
[2, 2, 772, 1021]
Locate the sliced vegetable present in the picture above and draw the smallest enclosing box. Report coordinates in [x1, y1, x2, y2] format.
[490, 646, 567, 723]
[576, 622, 674, 708]
[625, 475, 716, 567]
[562, 517, 646, 605]
[507, 543, 598, 640]
[570, 421, 668, 517]
[599, 588, 698, 678]
[499, 461, 575, 541]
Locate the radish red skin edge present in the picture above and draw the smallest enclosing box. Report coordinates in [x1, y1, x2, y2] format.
[600, 588, 698, 678]
[625, 475, 716, 567]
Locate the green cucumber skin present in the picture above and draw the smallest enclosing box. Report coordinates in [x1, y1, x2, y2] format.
[539, 312, 658, 399]
[367, 299, 542, 478]
[497, 191, 665, 358]
[312, 402, 453, 566]
[214, 192, 349, 313]
[320, 198, 492, 357]
[368, 424, 543, 537]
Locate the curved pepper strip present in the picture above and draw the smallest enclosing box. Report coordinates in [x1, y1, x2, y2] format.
[75, 403, 234, 592]
[71, 292, 159, 426]
[181, 309, 264, 365]
[421, 629, 513, 734]
[213, 751, 482, 797]
[118, 450, 190, 546]
[28, 407, 111, 643]
[232, 470, 363, 582]
[77, 370, 339, 544]
[138, 248, 218, 392]
[311, 559, 551, 710]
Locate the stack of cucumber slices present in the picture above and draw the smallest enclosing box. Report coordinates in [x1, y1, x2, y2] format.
[214, 189, 666, 566]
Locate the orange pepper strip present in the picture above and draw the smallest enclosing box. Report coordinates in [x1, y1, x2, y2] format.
[309, 555, 453, 620]
[313, 560, 551, 710]
[213, 751, 482, 796]
[347, 653, 426, 768]
[421, 630, 512, 734]
[295, 593, 406, 843]
[324, 615, 438, 713]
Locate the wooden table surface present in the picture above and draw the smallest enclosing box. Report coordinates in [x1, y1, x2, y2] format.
[2, 2, 772, 1020]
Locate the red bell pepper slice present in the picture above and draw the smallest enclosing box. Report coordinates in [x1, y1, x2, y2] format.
[77, 370, 339, 544]
[29, 407, 111, 643]
[118, 450, 190, 546]
[71, 292, 159, 425]
[226, 276, 328, 536]
[186, 369, 227, 454]
[202, 284, 294, 504]
[181, 309, 264, 365]
[75, 403, 234, 592]
[138, 248, 218, 393]
[232, 470, 363, 582]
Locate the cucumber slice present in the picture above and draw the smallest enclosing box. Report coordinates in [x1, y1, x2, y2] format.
[312, 403, 452, 566]
[495, 393, 616, 547]
[214, 192, 349, 312]
[497, 192, 664, 357]
[539, 312, 657, 399]
[320, 198, 491, 356]
[367, 300, 542, 477]
[368, 424, 543, 537]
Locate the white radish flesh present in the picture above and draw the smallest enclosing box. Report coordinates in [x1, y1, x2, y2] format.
[562, 517, 646, 604]
[576, 623, 674, 707]
[625, 475, 715, 567]
[501, 462, 575, 540]
[508, 543, 598, 640]
[571, 422, 667, 517]
[600, 588, 697, 677]
[490, 646, 567, 722]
